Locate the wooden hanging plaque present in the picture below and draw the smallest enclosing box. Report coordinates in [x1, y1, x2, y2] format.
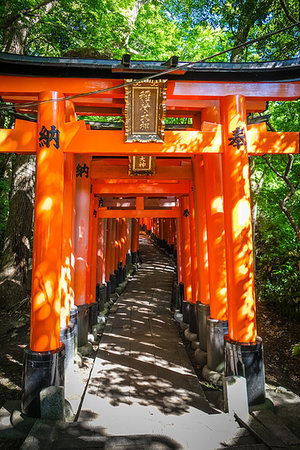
[129, 155, 156, 176]
[124, 79, 167, 143]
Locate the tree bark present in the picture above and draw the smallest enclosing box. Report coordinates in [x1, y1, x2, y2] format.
[0, 155, 36, 308]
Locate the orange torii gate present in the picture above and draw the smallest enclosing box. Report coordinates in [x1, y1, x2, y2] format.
[0, 53, 299, 417]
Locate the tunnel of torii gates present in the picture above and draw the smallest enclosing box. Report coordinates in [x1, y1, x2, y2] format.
[0, 53, 299, 416]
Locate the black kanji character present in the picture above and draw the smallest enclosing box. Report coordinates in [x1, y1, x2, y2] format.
[228, 127, 246, 149]
[183, 209, 190, 217]
[76, 163, 89, 178]
[39, 125, 60, 149]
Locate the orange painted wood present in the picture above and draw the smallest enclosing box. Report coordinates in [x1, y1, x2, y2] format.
[2, 75, 300, 100]
[105, 219, 112, 282]
[91, 164, 193, 180]
[203, 154, 228, 321]
[65, 129, 223, 155]
[74, 155, 91, 306]
[166, 80, 300, 101]
[247, 122, 299, 154]
[93, 181, 191, 195]
[86, 193, 94, 305]
[176, 216, 183, 283]
[96, 218, 105, 285]
[110, 219, 116, 273]
[61, 153, 76, 328]
[189, 190, 199, 303]
[98, 208, 181, 218]
[89, 196, 98, 303]
[30, 91, 64, 352]
[0, 120, 36, 153]
[1, 120, 298, 156]
[180, 196, 192, 302]
[192, 155, 210, 305]
[221, 95, 257, 344]
[131, 218, 139, 253]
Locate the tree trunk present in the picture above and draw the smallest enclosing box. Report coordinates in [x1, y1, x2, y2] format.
[0, 155, 36, 309]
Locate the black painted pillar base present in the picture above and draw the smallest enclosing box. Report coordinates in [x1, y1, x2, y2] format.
[196, 302, 210, 352]
[60, 324, 75, 374]
[182, 300, 190, 324]
[98, 284, 106, 311]
[21, 345, 65, 418]
[126, 252, 132, 267]
[224, 336, 265, 406]
[131, 251, 138, 264]
[110, 273, 117, 293]
[207, 318, 228, 372]
[170, 283, 179, 310]
[137, 250, 142, 264]
[77, 304, 89, 347]
[106, 280, 111, 301]
[178, 282, 184, 313]
[189, 303, 197, 334]
[89, 302, 98, 332]
[69, 306, 78, 354]
[122, 265, 126, 282]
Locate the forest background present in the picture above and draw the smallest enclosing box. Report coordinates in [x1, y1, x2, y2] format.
[0, 0, 299, 360]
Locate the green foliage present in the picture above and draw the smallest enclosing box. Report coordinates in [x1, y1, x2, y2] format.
[292, 342, 300, 356]
[253, 100, 300, 320]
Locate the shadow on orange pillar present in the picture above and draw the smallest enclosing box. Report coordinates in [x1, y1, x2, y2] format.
[61, 153, 75, 329]
[192, 155, 210, 306]
[221, 95, 257, 344]
[179, 196, 192, 302]
[189, 189, 199, 303]
[89, 197, 98, 303]
[203, 154, 228, 321]
[74, 155, 91, 307]
[30, 91, 65, 352]
[105, 219, 112, 282]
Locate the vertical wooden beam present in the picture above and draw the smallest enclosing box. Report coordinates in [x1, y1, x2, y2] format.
[105, 219, 112, 282]
[221, 95, 256, 343]
[203, 154, 228, 321]
[74, 155, 91, 307]
[180, 196, 192, 302]
[192, 155, 210, 305]
[30, 91, 64, 352]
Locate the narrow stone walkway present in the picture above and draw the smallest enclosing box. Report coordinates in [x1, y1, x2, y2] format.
[74, 235, 242, 449]
[21, 235, 263, 449]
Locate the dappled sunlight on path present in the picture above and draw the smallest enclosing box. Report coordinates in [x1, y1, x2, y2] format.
[78, 235, 240, 449]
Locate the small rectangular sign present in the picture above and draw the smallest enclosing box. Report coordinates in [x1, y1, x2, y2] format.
[125, 80, 166, 143]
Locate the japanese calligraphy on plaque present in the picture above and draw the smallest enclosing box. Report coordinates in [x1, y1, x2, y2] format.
[129, 155, 156, 176]
[124, 79, 167, 143]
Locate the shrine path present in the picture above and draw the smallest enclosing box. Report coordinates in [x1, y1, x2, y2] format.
[23, 235, 262, 449]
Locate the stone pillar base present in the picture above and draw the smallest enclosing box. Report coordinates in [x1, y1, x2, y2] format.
[224, 336, 265, 406]
[98, 284, 106, 311]
[89, 302, 98, 332]
[196, 302, 210, 352]
[106, 280, 111, 301]
[207, 318, 228, 372]
[77, 304, 89, 347]
[189, 302, 197, 334]
[69, 306, 78, 354]
[110, 273, 117, 293]
[182, 300, 190, 324]
[21, 345, 65, 418]
[131, 251, 138, 264]
[60, 324, 75, 375]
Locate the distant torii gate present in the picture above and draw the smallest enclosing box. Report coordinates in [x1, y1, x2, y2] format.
[0, 53, 299, 416]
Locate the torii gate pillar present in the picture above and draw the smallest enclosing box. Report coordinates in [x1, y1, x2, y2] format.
[221, 95, 265, 405]
[22, 91, 65, 417]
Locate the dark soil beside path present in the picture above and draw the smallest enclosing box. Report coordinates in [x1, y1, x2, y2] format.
[256, 297, 300, 396]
